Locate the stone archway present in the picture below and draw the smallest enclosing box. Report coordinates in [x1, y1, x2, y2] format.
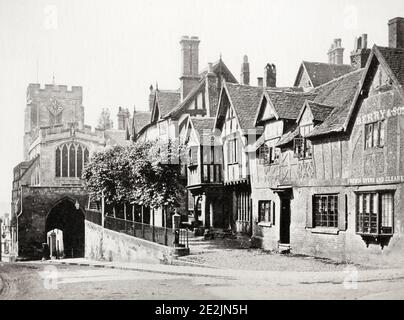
[45, 198, 85, 258]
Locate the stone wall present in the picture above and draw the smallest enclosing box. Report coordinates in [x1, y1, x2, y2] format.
[15, 186, 89, 257]
[85, 220, 184, 264]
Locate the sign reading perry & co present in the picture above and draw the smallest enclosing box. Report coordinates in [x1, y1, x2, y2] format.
[356, 106, 404, 126]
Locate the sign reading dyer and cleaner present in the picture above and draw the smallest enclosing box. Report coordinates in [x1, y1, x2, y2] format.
[348, 176, 404, 185]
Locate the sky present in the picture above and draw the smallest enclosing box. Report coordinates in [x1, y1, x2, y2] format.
[0, 0, 403, 215]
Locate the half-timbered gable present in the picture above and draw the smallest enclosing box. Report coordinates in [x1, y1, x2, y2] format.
[214, 82, 263, 234]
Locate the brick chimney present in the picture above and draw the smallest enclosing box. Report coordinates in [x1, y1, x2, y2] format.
[257, 77, 263, 87]
[180, 36, 200, 100]
[240, 55, 250, 85]
[265, 63, 276, 87]
[117, 107, 130, 130]
[350, 34, 371, 69]
[389, 17, 404, 49]
[328, 38, 344, 65]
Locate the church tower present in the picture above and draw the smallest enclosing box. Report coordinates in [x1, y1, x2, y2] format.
[24, 83, 84, 160]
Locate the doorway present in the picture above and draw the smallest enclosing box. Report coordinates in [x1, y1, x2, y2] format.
[279, 196, 291, 245]
[45, 198, 85, 258]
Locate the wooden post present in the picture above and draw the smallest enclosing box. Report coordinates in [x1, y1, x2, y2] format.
[141, 206, 144, 238]
[152, 209, 155, 242]
[164, 207, 168, 246]
[101, 192, 105, 227]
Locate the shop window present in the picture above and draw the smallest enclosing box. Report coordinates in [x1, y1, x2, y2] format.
[356, 191, 394, 236]
[313, 195, 338, 228]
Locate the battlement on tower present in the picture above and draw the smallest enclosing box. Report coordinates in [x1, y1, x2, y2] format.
[27, 83, 83, 97]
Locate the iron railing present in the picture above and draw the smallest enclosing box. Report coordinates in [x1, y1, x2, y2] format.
[104, 216, 188, 248]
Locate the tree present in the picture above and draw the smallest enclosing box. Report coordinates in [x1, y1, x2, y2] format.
[97, 108, 114, 130]
[83, 139, 185, 215]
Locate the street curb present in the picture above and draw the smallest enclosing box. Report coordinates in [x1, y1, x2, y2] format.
[17, 260, 404, 285]
[168, 258, 223, 269]
[43, 260, 232, 279]
[0, 274, 3, 296]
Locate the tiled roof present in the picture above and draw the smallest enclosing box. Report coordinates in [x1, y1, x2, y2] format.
[13, 156, 39, 181]
[155, 90, 181, 118]
[306, 101, 335, 122]
[306, 69, 364, 137]
[167, 59, 236, 119]
[132, 111, 151, 134]
[266, 90, 317, 120]
[376, 46, 404, 87]
[300, 61, 354, 87]
[199, 59, 238, 83]
[226, 83, 264, 130]
[191, 117, 216, 136]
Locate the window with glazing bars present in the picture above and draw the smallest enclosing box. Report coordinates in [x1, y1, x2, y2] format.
[313, 195, 338, 228]
[365, 120, 385, 149]
[356, 192, 393, 235]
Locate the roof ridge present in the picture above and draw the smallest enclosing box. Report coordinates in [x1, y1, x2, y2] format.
[157, 89, 181, 94]
[302, 60, 353, 68]
[375, 45, 404, 52]
[310, 68, 364, 91]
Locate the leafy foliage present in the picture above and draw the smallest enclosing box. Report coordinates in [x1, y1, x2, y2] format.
[83, 139, 185, 210]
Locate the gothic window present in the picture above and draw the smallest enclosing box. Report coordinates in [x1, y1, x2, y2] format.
[55, 147, 61, 177]
[55, 143, 89, 178]
[61, 144, 68, 177]
[76, 145, 83, 177]
[69, 144, 76, 177]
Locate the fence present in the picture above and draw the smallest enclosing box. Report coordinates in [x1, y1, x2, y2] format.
[86, 209, 102, 226]
[104, 216, 189, 248]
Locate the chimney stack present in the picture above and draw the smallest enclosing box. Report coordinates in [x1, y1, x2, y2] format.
[117, 107, 130, 131]
[350, 34, 371, 70]
[180, 36, 200, 100]
[265, 63, 276, 87]
[257, 77, 263, 87]
[389, 17, 404, 49]
[328, 38, 345, 65]
[240, 55, 250, 85]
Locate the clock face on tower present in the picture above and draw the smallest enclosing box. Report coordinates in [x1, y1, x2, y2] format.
[47, 98, 64, 116]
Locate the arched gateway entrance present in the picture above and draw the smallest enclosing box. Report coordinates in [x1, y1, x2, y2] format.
[45, 198, 85, 258]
